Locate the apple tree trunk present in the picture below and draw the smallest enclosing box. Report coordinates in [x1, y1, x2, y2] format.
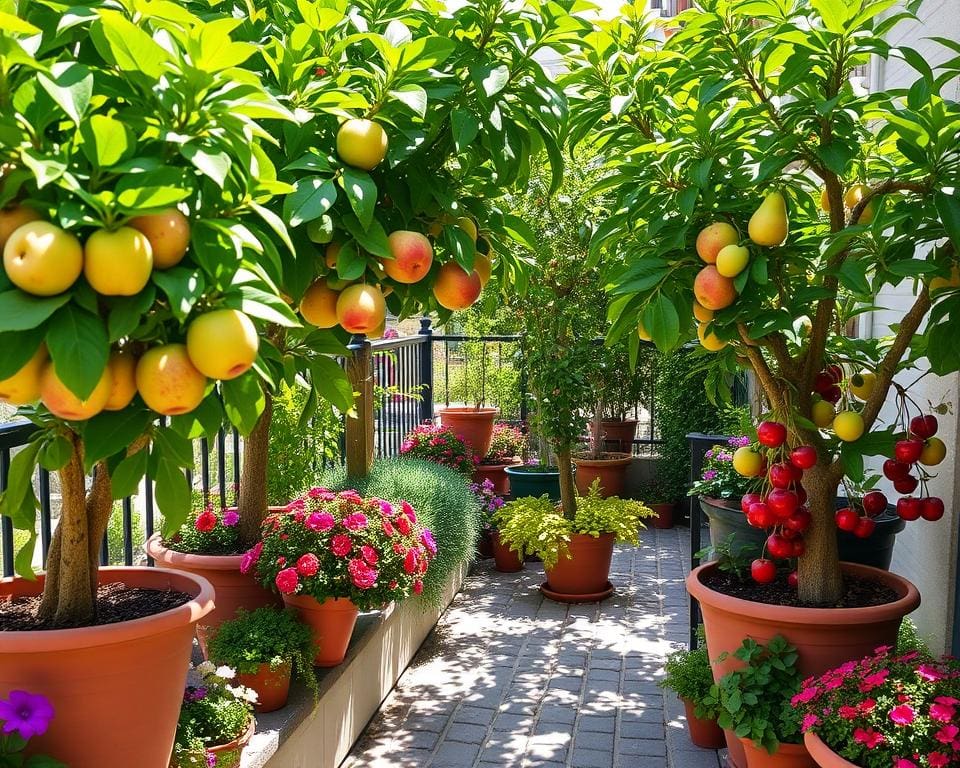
[797, 462, 844, 605]
[238, 390, 273, 547]
[556, 444, 578, 520]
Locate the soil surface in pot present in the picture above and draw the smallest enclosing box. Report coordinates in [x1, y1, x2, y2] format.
[701, 571, 899, 609]
[0, 583, 192, 630]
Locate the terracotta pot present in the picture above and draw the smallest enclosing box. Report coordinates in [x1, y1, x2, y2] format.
[649, 502, 676, 530]
[439, 406, 499, 457]
[803, 731, 859, 768]
[491, 531, 523, 572]
[197, 717, 255, 768]
[237, 661, 292, 713]
[0, 566, 214, 768]
[472, 461, 519, 496]
[544, 532, 615, 595]
[687, 561, 920, 768]
[681, 697, 725, 749]
[740, 738, 816, 768]
[146, 532, 283, 657]
[590, 419, 638, 453]
[476, 528, 494, 559]
[571, 453, 632, 497]
[282, 594, 359, 667]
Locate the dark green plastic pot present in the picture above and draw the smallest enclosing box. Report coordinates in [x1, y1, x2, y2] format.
[699, 496, 905, 570]
[505, 465, 570, 501]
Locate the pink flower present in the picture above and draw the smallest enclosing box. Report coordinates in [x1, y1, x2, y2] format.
[388, 580, 398, 590]
[393, 541, 406, 555]
[382, 519, 396, 537]
[421, 529, 437, 556]
[792, 687, 820, 705]
[859, 669, 889, 692]
[378, 500, 394, 516]
[935, 724, 959, 744]
[222, 510, 240, 527]
[195, 511, 217, 532]
[306, 512, 335, 531]
[337, 490, 363, 504]
[361, 545, 378, 565]
[893, 760, 917, 768]
[343, 513, 368, 531]
[890, 704, 915, 726]
[853, 728, 885, 749]
[396, 515, 412, 535]
[286, 498, 306, 512]
[930, 702, 956, 723]
[240, 540, 264, 574]
[347, 558, 378, 589]
[276, 556, 286, 566]
[308, 487, 334, 500]
[401, 501, 416, 522]
[275, 567, 299, 595]
[859, 699, 876, 714]
[801, 714, 819, 731]
[838, 705, 859, 720]
[296, 553, 320, 577]
[935, 697, 960, 706]
[918, 664, 946, 682]
[929, 753, 950, 767]
[823, 676, 844, 690]
[413, 580, 423, 595]
[404, 549, 418, 575]
[330, 534, 352, 557]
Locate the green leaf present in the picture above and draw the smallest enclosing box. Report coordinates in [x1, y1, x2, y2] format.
[110, 447, 148, 499]
[15, 531, 37, 580]
[397, 35, 455, 72]
[169, 393, 224, 440]
[107, 287, 156, 342]
[811, 0, 850, 33]
[471, 63, 510, 99]
[46, 305, 110, 400]
[452, 109, 480, 153]
[152, 268, 205, 322]
[236, 284, 301, 327]
[935, 191, 960, 251]
[154, 457, 191, 536]
[339, 168, 377, 230]
[37, 62, 92, 126]
[80, 114, 134, 168]
[180, 143, 231, 188]
[341, 215, 391, 260]
[221, 372, 266, 434]
[153, 427, 195, 467]
[643, 294, 680, 352]
[20, 149, 67, 189]
[389, 85, 428, 117]
[80, 409, 153, 470]
[38, 435, 73, 472]
[0, 327, 45, 379]
[283, 177, 337, 228]
[838, 258, 871, 295]
[91, 10, 170, 79]
[309, 355, 354, 412]
[0, 440, 41, 531]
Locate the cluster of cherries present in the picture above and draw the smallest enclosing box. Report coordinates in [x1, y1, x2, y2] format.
[883, 413, 946, 522]
[812, 364, 844, 403]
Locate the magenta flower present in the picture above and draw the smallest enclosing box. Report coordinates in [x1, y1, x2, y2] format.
[0, 690, 54, 740]
[306, 512, 335, 532]
[347, 558, 378, 589]
[222, 510, 240, 527]
[296, 553, 320, 577]
[930, 702, 956, 723]
[206, 752, 216, 768]
[401, 501, 417, 523]
[801, 713, 820, 731]
[421, 529, 437, 556]
[894, 760, 917, 768]
[330, 534, 352, 557]
[275, 567, 299, 595]
[360, 545, 379, 565]
[343, 513, 368, 531]
[935, 724, 959, 744]
[853, 728, 884, 749]
[413, 580, 423, 595]
[792, 686, 819, 705]
[918, 664, 946, 682]
[382, 519, 395, 537]
[889, 704, 915, 726]
[378, 500, 394, 516]
[403, 549, 418, 575]
[285, 498, 306, 512]
[396, 515, 412, 535]
[838, 705, 859, 720]
[929, 753, 950, 767]
[183, 686, 207, 704]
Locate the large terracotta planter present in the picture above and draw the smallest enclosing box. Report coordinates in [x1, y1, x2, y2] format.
[590, 418, 638, 453]
[543, 532, 615, 597]
[649, 502, 676, 530]
[237, 661, 292, 713]
[146, 533, 282, 657]
[472, 461, 519, 496]
[491, 531, 524, 572]
[0, 566, 214, 768]
[282, 594, 359, 667]
[571, 453, 632, 497]
[681, 697, 725, 749]
[803, 731, 859, 768]
[687, 561, 919, 768]
[439, 406, 499, 457]
[740, 738, 816, 768]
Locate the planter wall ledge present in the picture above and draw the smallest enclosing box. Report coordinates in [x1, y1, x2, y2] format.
[237, 561, 468, 768]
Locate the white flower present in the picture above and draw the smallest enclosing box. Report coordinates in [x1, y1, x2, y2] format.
[227, 684, 259, 704]
[196, 661, 215, 676]
[215, 665, 236, 680]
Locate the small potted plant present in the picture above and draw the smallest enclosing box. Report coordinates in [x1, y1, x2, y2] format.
[243, 488, 437, 666]
[572, 397, 633, 498]
[471, 479, 520, 572]
[638, 478, 680, 530]
[700, 636, 811, 768]
[659, 628, 725, 749]
[171, 664, 257, 768]
[207, 606, 318, 713]
[798, 646, 960, 768]
[0, 690, 65, 767]
[400, 423, 478, 476]
[690, 437, 760, 546]
[473, 422, 525, 495]
[494, 480, 654, 601]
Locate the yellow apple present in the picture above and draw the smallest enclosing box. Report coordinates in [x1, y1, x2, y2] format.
[0, 344, 48, 405]
[84, 227, 153, 296]
[127, 208, 190, 269]
[832, 411, 865, 442]
[920, 437, 946, 466]
[136, 343, 208, 416]
[3, 221, 83, 296]
[457, 216, 478, 243]
[336, 119, 388, 170]
[40, 361, 112, 421]
[104, 350, 139, 411]
[697, 322, 727, 351]
[474, 253, 492, 286]
[186, 309, 259, 380]
[300, 280, 340, 328]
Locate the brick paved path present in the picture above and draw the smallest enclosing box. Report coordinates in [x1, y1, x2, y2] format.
[343, 527, 725, 768]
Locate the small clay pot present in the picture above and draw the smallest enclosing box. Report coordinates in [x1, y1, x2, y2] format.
[491, 531, 523, 572]
[681, 697, 725, 749]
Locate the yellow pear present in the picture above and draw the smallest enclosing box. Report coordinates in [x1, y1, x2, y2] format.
[637, 321, 652, 342]
[844, 184, 875, 224]
[0, 205, 43, 252]
[84, 227, 153, 296]
[0, 344, 48, 405]
[715, 244, 750, 278]
[748, 191, 789, 247]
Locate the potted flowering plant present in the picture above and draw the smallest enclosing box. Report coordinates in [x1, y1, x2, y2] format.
[691, 437, 764, 548]
[170, 664, 256, 768]
[798, 647, 960, 768]
[473, 423, 525, 496]
[0, 690, 64, 767]
[470, 479, 518, 573]
[243, 489, 437, 666]
[400, 424, 478, 476]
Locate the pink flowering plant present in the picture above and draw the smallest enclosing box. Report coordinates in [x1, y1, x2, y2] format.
[0, 690, 64, 767]
[167, 503, 243, 556]
[688, 436, 756, 501]
[400, 424, 477, 475]
[796, 646, 960, 768]
[483, 423, 526, 464]
[469, 478, 506, 530]
[244, 489, 438, 611]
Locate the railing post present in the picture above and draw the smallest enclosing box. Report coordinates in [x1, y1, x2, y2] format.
[346, 334, 375, 477]
[518, 338, 529, 424]
[419, 317, 434, 423]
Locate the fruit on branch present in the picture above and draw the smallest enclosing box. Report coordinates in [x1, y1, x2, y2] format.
[432, 262, 482, 311]
[733, 446, 764, 477]
[835, 507, 859, 532]
[844, 184, 875, 225]
[769, 462, 797, 489]
[0, 204, 42, 251]
[929, 265, 960, 294]
[767, 489, 799, 518]
[0, 344, 47, 405]
[456, 217, 478, 243]
[306, 215, 334, 245]
[893, 475, 919, 494]
[325, 242, 341, 270]
[883, 459, 910, 480]
[748, 191, 788, 247]
[787, 571, 798, 588]
[40, 362, 112, 420]
[695, 221, 739, 264]
[300, 280, 340, 328]
[784, 508, 812, 533]
[789, 445, 817, 470]
[853, 517, 876, 539]
[919, 437, 946, 466]
[751, 558, 776, 584]
[128, 208, 190, 269]
[849, 371, 876, 400]
[862, 491, 887, 517]
[336, 283, 387, 334]
[910, 414, 938, 439]
[811, 399, 835, 428]
[693, 265, 737, 310]
[474, 253, 492, 286]
[186, 309, 259, 381]
[2, 221, 83, 296]
[383, 231, 433, 284]
[747, 502, 776, 528]
[921, 497, 945, 521]
[697, 322, 727, 351]
[637, 321, 652, 342]
[136, 343, 208, 416]
[819, 187, 831, 213]
[692, 300, 714, 322]
[336, 118, 388, 170]
[83, 227, 153, 296]
[715, 244, 750, 277]
[757, 420, 787, 448]
[894, 438, 924, 464]
[766, 533, 794, 559]
[104, 351, 138, 411]
[832, 411, 865, 442]
[897, 496, 923, 521]
[741, 493, 763, 513]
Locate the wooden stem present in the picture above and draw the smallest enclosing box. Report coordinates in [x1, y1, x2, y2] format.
[238, 390, 273, 547]
[797, 462, 844, 605]
[556, 444, 577, 520]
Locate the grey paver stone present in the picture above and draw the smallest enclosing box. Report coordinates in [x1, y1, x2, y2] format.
[444, 721, 489, 744]
[570, 747, 615, 768]
[432, 740, 481, 766]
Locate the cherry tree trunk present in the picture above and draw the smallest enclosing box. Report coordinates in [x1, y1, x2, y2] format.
[238, 391, 273, 547]
[556, 445, 577, 520]
[797, 463, 844, 605]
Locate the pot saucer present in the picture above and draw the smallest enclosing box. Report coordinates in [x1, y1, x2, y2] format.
[539, 581, 614, 603]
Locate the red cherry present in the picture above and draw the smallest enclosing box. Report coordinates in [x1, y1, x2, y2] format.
[757, 421, 788, 448]
[741, 492, 764, 514]
[779, 526, 799, 540]
[766, 533, 794, 559]
[789, 445, 817, 470]
[883, 459, 910, 480]
[895, 439, 924, 464]
[897, 496, 923, 521]
[921, 497, 945, 521]
[787, 571, 799, 588]
[767, 489, 799, 519]
[784, 508, 812, 533]
[835, 507, 860, 532]
[822, 385, 842, 404]
[791, 538, 806, 557]
[768, 462, 796, 489]
[825, 364, 843, 383]
[747, 502, 776, 529]
[853, 517, 876, 539]
[910, 414, 938, 439]
[751, 558, 777, 584]
[893, 475, 919, 494]
[813, 371, 836, 394]
[861, 491, 888, 517]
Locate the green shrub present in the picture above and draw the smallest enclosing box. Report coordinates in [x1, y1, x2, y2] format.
[106, 503, 145, 565]
[318, 458, 481, 608]
[897, 617, 930, 656]
[659, 627, 717, 717]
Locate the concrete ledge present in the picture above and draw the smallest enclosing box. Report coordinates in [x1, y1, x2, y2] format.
[240, 561, 468, 768]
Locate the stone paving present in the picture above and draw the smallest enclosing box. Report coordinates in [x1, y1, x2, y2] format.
[343, 527, 725, 768]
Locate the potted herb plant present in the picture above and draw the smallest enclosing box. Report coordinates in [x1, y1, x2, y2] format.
[798, 646, 960, 768]
[207, 606, 318, 713]
[243, 488, 437, 666]
[399, 423, 478, 476]
[494, 481, 654, 601]
[659, 628, 726, 750]
[473, 422, 525, 496]
[171, 664, 257, 768]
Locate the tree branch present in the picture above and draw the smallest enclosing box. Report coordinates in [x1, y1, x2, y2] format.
[738, 325, 784, 410]
[848, 177, 934, 226]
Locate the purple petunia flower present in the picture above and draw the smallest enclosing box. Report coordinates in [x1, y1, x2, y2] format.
[0, 690, 55, 740]
[207, 751, 217, 767]
[222, 510, 240, 527]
